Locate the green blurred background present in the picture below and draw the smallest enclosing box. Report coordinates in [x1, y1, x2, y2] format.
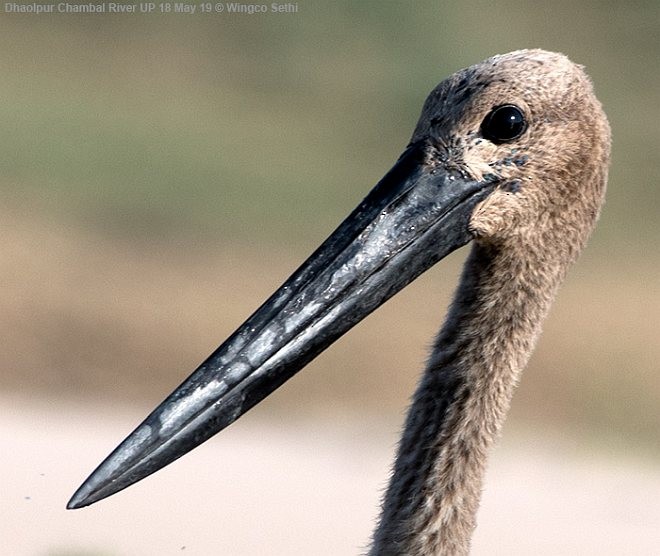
[2, 0, 659, 455]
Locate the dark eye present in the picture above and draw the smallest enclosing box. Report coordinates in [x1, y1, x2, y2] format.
[481, 104, 527, 143]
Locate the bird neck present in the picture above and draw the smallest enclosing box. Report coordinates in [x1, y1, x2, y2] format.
[370, 240, 568, 555]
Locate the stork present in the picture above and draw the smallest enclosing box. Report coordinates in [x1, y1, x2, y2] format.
[68, 50, 611, 555]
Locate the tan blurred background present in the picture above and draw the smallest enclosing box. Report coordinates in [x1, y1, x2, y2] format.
[2, 2, 659, 555]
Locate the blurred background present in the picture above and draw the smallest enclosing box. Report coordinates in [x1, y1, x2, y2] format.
[2, 1, 659, 554]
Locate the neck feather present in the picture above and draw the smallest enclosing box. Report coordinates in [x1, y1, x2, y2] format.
[370, 240, 568, 555]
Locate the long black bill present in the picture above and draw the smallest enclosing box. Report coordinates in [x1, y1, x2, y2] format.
[67, 141, 496, 509]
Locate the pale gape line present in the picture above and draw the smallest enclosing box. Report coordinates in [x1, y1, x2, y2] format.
[68, 50, 610, 556]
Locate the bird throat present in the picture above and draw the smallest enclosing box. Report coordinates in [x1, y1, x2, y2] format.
[371, 240, 568, 555]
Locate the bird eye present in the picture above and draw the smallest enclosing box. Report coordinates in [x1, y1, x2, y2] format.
[481, 104, 527, 143]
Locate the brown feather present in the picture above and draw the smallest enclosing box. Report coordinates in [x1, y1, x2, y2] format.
[370, 49, 610, 555]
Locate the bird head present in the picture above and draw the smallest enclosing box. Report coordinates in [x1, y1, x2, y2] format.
[413, 50, 610, 256]
[68, 50, 610, 510]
